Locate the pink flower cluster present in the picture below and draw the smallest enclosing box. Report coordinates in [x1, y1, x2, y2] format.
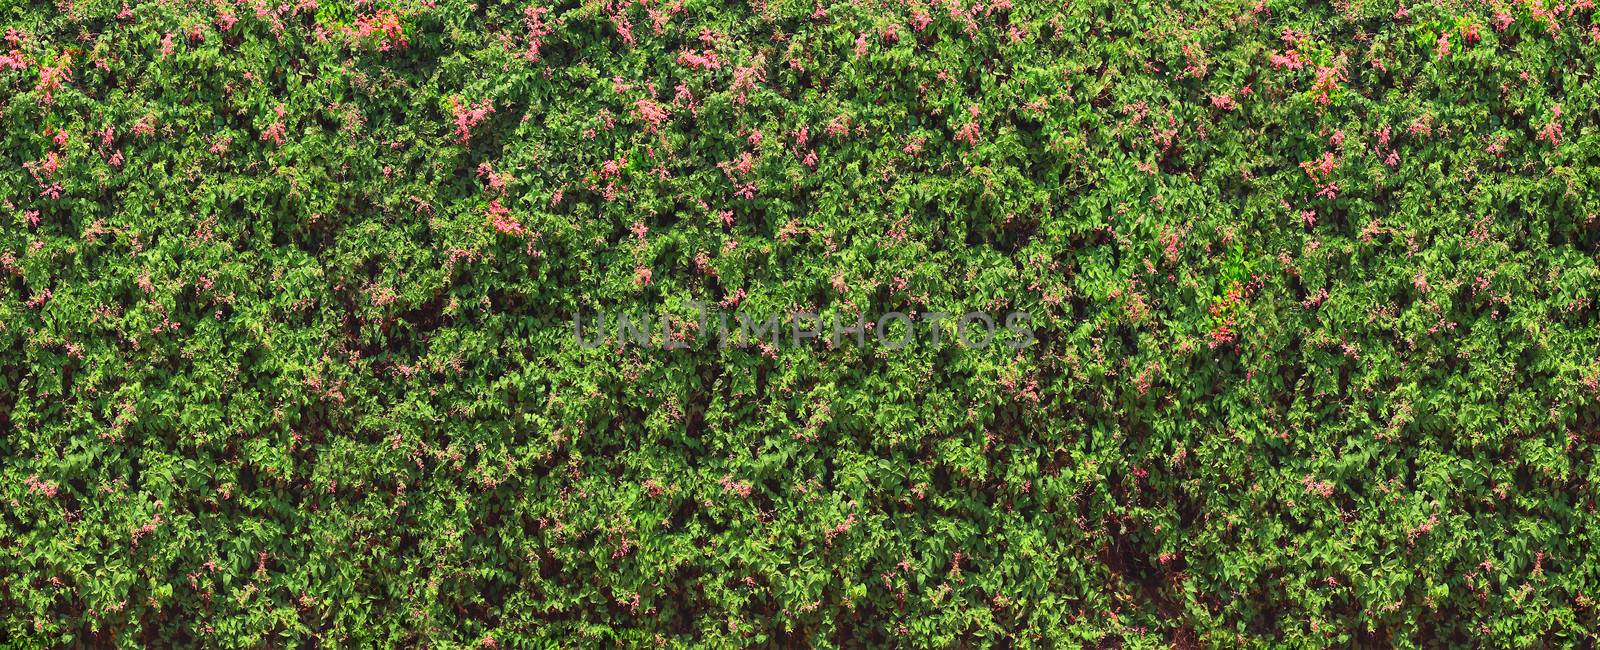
[487, 199, 524, 236]
[260, 106, 288, 146]
[1311, 62, 1346, 106]
[453, 99, 495, 143]
[634, 97, 670, 131]
[1537, 104, 1563, 145]
[718, 474, 752, 498]
[954, 106, 981, 144]
[523, 6, 553, 61]
[348, 10, 408, 51]
[1, 28, 25, 70]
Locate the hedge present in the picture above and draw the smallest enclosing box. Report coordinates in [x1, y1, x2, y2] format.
[3, 0, 1600, 646]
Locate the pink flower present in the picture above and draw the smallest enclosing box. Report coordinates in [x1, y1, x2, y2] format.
[1269, 48, 1307, 70]
[33, 151, 60, 178]
[132, 115, 156, 138]
[634, 98, 670, 131]
[1311, 63, 1346, 106]
[1537, 105, 1563, 145]
[24, 475, 58, 497]
[826, 114, 850, 138]
[718, 474, 752, 497]
[1407, 115, 1431, 138]
[261, 122, 286, 145]
[0, 47, 25, 71]
[487, 200, 524, 235]
[726, 151, 755, 176]
[730, 61, 766, 104]
[824, 513, 856, 545]
[1314, 152, 1336, 176]
[1182, 43, 1209, 78]
[954, 121, 980, 145]
[349, 10, 408, 50]
[1435, 32, 1451, 58]
[476, 163, 508, 193]
[677, 49, 722, 70]
[260, 106, 288, 146]
[1301, 475, 1335, 498]
[524, 6, 553, 61]
[131, 513, 163, 547]
[34, 59, 72, 104]
[452, 99, 495, 143]
[608, 4, 635, 45]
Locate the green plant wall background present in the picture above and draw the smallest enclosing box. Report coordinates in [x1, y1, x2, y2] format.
[3, 0, 1600, 646]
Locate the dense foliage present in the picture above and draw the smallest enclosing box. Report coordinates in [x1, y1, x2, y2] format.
[4, 0, 1600, 646]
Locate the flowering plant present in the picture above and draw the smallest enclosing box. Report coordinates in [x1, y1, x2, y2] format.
[2, 0, 1599, 646]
